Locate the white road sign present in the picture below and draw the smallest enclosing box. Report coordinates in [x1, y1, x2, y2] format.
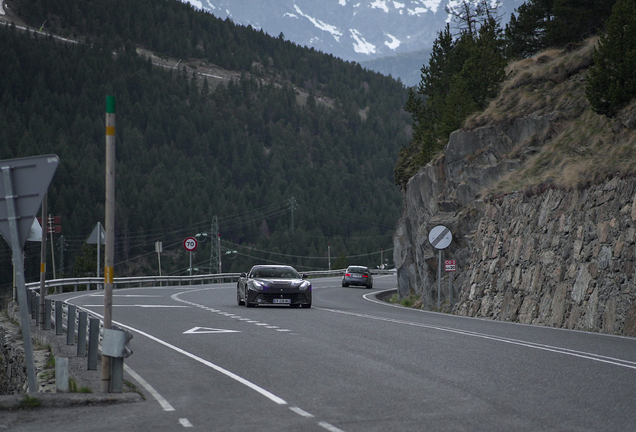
[429, 225, 452, 250]
[183, 237, 198, 251]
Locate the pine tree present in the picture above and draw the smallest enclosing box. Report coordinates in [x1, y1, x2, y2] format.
[586, 0, 636, 117]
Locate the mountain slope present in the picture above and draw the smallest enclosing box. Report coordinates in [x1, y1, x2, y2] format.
[0, 0, 412, 290]
[189, 0, 524, 84]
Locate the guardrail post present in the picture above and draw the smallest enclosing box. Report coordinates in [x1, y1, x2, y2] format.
[111, 358, 124, 392]
[67, 305, 76, 345]
[34, 296, 40, 326]
[55, 301, 63, 335]
[45, 299, 52, 330]
[56, 357, 69, 392]
[87, 317, 100, 370]
[30, 290, 36, 319]
[77, 311, 88, 356]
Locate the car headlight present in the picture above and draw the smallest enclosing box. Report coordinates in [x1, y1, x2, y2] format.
[299, 281, 311, 291]
[251, 280, 266, 291]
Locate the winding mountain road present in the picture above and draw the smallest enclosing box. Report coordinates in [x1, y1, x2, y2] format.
[12, 274, 636, 431]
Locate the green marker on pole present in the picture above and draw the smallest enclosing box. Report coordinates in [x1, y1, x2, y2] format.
[106, 95, 116, 114]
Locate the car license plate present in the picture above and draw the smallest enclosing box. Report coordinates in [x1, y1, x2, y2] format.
[274, 299, 291, 304]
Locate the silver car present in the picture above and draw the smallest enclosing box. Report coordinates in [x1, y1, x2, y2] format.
[342, 265, 373, 288]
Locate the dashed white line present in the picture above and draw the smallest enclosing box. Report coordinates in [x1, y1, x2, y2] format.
[318, 421, 346, 432]
[290, 406, 314, 418]
[179, 418, 193, 427]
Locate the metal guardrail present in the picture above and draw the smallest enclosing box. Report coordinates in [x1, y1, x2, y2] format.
[25, 269, 396, 294]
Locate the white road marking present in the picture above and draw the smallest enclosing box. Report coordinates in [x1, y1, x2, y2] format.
[318, 421, 346, 432]
[64, 288, 346, 432]
[111, 319, 288, 405]
[290, 406, 314, 418]
[318, 306, 636, 370]
[81, 305, 189, 308]
[183, 327, 240, 334]
[124, 364, 175, 412]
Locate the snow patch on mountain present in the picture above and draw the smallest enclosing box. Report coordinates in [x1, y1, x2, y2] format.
[371, 0, 390, 13]
[350, 29, 376, 54]
[294, 5, 343, 41]
[384, 33, 401, 49]
[188, 0, 203, 10]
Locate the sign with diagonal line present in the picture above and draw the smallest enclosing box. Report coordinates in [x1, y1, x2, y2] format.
[428, 225, 452, 250]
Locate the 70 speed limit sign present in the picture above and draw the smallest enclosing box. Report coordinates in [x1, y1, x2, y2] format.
[183, 237, 198, 251]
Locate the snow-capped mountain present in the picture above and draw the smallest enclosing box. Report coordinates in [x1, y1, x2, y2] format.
[184, 0, 524, 85]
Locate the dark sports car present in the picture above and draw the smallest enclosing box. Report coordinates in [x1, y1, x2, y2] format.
[237, 265, 312, 308]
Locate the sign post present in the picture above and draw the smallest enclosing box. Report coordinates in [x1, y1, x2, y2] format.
[86, 221, 105, 287]
[155, 241, 163, 277]
[445, 260, 456, 305]
[184, 237, 198, 276]
[0, 155, 59, 393]
[428, 225, 452, 310]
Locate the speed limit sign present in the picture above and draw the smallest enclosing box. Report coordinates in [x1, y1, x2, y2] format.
[183, 237, 198, 251]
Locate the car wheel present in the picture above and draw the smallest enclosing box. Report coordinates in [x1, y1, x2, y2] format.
[237, 287, 245, 306]
[301, 303, 311, 308]
[367, 283, 373, 289]
[290, 304, 300, 308]
[343, 282, 348, 287]
[245, 294, 255, 308]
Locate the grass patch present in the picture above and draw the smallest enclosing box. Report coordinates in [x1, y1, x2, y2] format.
[388, 293, 421, 308]
[19, 395, 41, 409]
[125, 380, 145, 400]
[68, 377, 92, 393]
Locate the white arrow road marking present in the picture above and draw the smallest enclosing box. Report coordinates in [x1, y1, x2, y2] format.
[183, 326, 240, 334]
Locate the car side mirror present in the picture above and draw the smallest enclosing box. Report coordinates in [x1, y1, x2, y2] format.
[240, 272, 247, 278]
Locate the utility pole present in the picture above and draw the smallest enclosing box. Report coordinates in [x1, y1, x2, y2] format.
[210, 216, 219, 274]
[102, 95, 116, 392]
[290, 197, 297, 233]
[59, 235, 65, 278]
[38, 194, 47, 328]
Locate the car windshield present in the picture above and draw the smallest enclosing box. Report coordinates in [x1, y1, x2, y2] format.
[348, 267, 367, 273]
[251, 267, 299, 279]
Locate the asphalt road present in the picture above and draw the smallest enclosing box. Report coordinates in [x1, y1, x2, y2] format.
[9, 274, 636, 431]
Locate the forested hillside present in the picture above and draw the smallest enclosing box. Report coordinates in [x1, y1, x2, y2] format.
[0, 0, 411, 291]
[396, 0, 625, 188]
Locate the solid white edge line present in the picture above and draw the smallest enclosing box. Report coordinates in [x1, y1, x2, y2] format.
[118, 318, 289, 405]
[124, 363, 175, 412]
[318, 305, 636, 371]
[364, 288, 636, 341]
[65, 292, 289, 407]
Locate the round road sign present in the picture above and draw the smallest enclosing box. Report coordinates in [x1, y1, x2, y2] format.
[428, 225, 452, 250]
[183, 237, 198, 251]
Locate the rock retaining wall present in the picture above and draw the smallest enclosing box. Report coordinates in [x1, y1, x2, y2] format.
[455, 177, 636, 335]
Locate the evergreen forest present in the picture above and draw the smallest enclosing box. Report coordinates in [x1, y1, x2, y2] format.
[0, 0, 411, 292]
[396, 0, 636, 188]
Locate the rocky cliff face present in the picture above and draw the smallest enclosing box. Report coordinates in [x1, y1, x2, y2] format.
[393, 115, 552, 307]
[393, 43, 636, 335]
[394, 115, 636, 335]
